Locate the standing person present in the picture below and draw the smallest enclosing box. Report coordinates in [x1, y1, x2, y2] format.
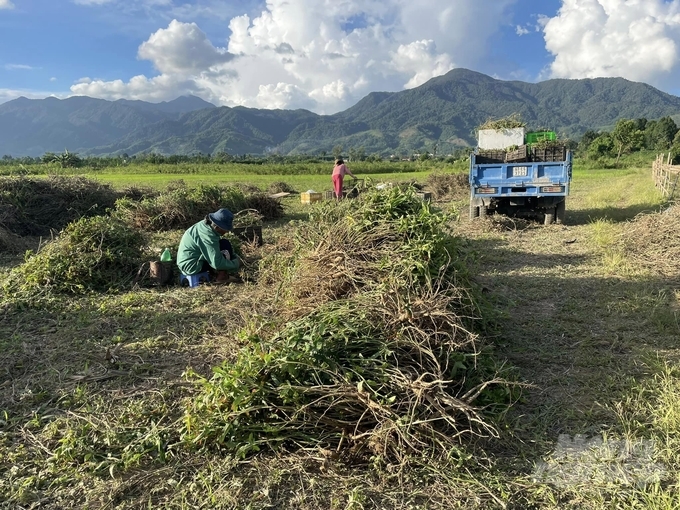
[177, 208, 242, 284]
[332, 158, 356, 199]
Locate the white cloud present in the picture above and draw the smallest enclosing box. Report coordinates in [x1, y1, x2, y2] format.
[138, 20, 234, 74]
[71, 74, 199, 102]
[516, 25, 530, 36]
[5, 64, 37, 70]
[391, 40, 454, 89]
[68, 0, 518, 113]
[50, 77, 57, 82]
[542, 0, 680, 88]
[0, 0, 14, 9]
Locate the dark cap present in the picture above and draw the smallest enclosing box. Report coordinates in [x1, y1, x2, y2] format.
[208, 208, 233, 231]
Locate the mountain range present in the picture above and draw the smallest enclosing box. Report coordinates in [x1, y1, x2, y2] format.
[2, 68, 680, 157]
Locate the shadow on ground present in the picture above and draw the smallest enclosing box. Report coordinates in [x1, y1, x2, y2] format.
[567, 203, 665, 225]
[463, 235, 680, 484]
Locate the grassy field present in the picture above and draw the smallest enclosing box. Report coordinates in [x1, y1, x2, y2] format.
[2, 162, 680, 508]
[87, 170, 434, 193]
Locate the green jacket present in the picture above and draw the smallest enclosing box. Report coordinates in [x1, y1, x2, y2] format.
[177, 219, 240, 275]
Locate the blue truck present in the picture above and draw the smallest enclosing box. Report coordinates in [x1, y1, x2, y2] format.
[468, 148, 572, 225]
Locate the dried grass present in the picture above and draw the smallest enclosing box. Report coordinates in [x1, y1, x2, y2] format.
[114, 182, 284, 231]
[616, 204, 680, 277]
[268, 181, 297, 194]
[427, 173, 469, 200]
[0, 175, 118, 236]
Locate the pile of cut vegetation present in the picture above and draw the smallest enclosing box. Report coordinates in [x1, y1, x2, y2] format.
[114, 181, 283, 231]
[118, 185, 160, 202]
[267, 181, 297, 194]
[427, 172, 469, 200]
[0, 226, 34, 253]
[478, 113, 526, 130]
[3, 215, 147, 296]
[184, 187, 506, 462]
[0, 175, 118, 236]
[617, 205, 680, 277]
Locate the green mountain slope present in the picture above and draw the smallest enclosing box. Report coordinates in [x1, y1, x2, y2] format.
[0, 96, 215, 156]
[2, 69, 680, 157]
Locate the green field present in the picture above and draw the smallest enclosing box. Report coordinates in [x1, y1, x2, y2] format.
[87, 170, 435, 193]
[2, 161, 680, 508]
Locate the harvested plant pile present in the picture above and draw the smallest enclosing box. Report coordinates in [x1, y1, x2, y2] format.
[478, 114, 525, 130]
[267, 181, 297, 194]
[617, 205, 680, 277]
[0, 226, 35, 253]
[0, 175, 118, 236]
[427, 172, 470, 200]
[231, 182, 262, 194]
[531, 139, 566, 149]
[114, 182, 284, 231]
[4, 216, 147, 295]
[242, 193, 284, 220]
[184, 187, 503, 461]
[118, 185, 160, 201]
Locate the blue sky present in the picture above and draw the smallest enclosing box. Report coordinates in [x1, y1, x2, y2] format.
[1, 0, 680, 113]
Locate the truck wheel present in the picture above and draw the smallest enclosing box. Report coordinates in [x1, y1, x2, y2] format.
[556, 201, 566, 224]
[469, 203, 480, 219]
[480, 204, 489, 217]
[544, 208, 555, 225]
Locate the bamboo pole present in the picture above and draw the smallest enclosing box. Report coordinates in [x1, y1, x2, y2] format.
[652, 153, 680, 198]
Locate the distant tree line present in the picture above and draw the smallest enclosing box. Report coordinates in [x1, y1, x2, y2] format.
[578, 116, 680, 164]
[4, 118, 677, 169]
[0, 144, 473, 169]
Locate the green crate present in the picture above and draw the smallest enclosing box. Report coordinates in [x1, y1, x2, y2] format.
[526, 131, 556, 144]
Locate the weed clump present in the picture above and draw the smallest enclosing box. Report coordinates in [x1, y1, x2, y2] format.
[4, 215, 147, 295]
[0, 175, 118, 236]
[184, 186, 506, 461]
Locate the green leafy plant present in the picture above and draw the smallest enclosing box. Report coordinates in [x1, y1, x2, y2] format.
[5, 215, 147, 295]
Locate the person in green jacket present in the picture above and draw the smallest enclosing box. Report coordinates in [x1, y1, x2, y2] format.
[177, 208, 241, 284]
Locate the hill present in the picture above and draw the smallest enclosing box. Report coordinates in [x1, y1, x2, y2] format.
[2, 69, 680, 156]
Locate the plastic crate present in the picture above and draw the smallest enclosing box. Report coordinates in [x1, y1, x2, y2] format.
[324, 190, 335, 200]
[526, 131, 557, 144]
[505, 145, 529, 162]
[476, 150, 506, 164]
[301, 192, 322, 204]
[531, 145, 567, 162]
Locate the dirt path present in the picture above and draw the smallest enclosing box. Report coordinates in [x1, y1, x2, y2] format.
[458, 206, 679, 473]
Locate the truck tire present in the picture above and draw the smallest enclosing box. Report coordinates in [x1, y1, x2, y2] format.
[480, 204, 489, 217]
[544, 208, 555, 225]
[555, 201, 566, 224]
[469, 203, 480, 219]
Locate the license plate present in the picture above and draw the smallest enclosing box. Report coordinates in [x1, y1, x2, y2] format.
[513, 166, 529, 177]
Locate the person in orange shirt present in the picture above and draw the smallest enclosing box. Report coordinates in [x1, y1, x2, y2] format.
[331, 158, 357, 199]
